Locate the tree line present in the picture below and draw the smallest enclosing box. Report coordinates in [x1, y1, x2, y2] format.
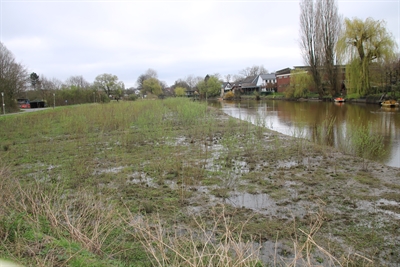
[1, 0, 398, 112]
[0, 39, 271, 112]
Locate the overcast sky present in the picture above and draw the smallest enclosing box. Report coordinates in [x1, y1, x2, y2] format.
[1, 0, 399, 88]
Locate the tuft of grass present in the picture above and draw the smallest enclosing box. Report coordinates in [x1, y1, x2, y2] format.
[354, 171, 381, 187]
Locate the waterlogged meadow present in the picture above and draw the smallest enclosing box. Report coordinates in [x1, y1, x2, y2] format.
[0, 98, 399, 266]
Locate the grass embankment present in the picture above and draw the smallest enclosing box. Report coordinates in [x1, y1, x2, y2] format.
[0, 99, 399, 266]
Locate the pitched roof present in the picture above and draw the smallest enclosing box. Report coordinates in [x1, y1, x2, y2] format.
[241, 75, 258, 84]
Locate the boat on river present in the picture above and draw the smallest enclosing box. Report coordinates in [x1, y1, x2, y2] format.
[334, 97, 345, 103]
[380, 99, 399, 108]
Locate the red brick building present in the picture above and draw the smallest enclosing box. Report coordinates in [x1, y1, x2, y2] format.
[276, 66, 346, 95]
[275, 68, 291, 93]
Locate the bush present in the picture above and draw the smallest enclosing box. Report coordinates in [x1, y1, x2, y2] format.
[223, 91, 235, 100]
[127, 94, 139, 101]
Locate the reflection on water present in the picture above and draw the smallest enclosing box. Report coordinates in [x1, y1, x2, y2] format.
[210, 99, 400, 168]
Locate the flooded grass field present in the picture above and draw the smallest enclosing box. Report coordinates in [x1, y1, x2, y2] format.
[0, 99, 399, 266]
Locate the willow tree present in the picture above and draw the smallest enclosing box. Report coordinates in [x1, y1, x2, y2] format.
[286, 69, 314, 98]
[142, 77, 162, 96]
[337, 17, 397, 95]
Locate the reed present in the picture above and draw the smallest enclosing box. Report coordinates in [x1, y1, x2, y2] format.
[341, 121, 387, 170]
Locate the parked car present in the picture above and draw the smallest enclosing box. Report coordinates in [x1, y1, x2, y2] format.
[17, 98, 30, 109]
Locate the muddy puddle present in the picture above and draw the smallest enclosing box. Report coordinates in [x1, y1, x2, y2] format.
[225, 191, 317, 219]
[357, 198, 400, 220]
[226, 193, 275, 211]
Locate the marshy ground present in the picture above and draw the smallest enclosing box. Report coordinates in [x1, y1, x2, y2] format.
[0, 99, 399, 266]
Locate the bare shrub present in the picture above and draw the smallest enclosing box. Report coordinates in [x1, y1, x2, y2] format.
[124, 205, 262, 267]
[0, 168, 122, 262]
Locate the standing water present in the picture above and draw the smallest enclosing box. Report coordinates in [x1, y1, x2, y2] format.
[210, 99, 400, 168]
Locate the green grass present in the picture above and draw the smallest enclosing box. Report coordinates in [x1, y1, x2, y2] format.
[0, 98, 399, 266]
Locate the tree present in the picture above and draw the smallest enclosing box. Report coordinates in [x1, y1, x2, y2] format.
[317, 0, 342, 96]
[50, 77, 63, 90]
[0, 42, 27, 111]
[239, 65, 268, 77]
[197, 75, 222, 98]
[232, 74, 245, 83]
[286, 69, 313, 98]
[299, 0, 342, 97]
[172, 79, 190, 91]
[184, 75, 203, 89]
[142, 77, 162, 96]
[337, 17, 398, 95]
[94, 73, 124, 97]
[136, 68, 158, 90]
[299, 0, 322, 97]
[65, 75, 90, 89]
[379, 56, 400, 96]
[174, 86, 186, 97]
[30, 72, 39, 89]
[37, 75, 55, 101]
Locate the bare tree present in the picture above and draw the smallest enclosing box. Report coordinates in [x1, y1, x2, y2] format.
[184, 75, 203, 89]
[51, 77, 63, 90]
[299, 0, 342, 97]
[33, 75, 67, 103]
[239, 65, 268, 77]
[65, 75, 91, 89]
[232, 74, 245, 83]
[299, 0, 322, 96]
[318, 0, 342, 96]
[0, 42, 28, 111]
[224, 74, 232, 83]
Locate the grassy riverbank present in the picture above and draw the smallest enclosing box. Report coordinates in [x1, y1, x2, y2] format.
[0, 99, 399, 266]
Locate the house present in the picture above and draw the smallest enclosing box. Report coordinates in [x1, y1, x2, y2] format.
[239, 75, 259, 94]
[258, 74, 277, 93]
[185, 88, 198, 97]
[221, 82, 233, 92]
[229, 74, 277, 95]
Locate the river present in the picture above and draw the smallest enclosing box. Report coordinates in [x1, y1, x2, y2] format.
[210, 99, 400, 168]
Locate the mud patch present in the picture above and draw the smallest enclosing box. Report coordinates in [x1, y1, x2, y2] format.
[93, 166, 125, 175]
[127, 171, 157, 188]
[226, 192, 275, 211]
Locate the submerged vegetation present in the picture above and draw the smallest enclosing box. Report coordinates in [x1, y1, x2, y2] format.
[0, 99, 399, 266]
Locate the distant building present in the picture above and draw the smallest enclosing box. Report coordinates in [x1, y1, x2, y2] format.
[275, 68, 292, 93]
[226, 74, 277, 95]
[276, 66, 346, 95]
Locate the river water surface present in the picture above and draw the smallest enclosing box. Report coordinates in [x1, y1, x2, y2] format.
[210, 99, 400, 168]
